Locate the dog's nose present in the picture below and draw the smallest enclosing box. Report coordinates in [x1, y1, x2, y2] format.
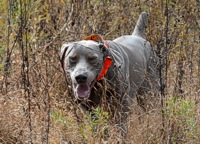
[75, 74, 87, 83]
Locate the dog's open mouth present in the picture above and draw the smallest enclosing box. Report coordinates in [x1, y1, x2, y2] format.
[74, 80, 96, 100]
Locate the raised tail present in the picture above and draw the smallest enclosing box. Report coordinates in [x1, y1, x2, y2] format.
[132, 12, 148, 38]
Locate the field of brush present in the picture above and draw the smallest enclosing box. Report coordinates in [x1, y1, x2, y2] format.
[0, 0, 199, 143]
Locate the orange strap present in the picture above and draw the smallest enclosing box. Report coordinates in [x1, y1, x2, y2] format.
[84, 34, 108, 48]
[96, 56, 112, 81]
[84, 34, 112, 80]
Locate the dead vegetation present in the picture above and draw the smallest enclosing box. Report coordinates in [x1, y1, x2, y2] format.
[0, 0, 200, 143]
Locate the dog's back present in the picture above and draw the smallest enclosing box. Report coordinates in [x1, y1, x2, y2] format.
[109, 12, 159, 109]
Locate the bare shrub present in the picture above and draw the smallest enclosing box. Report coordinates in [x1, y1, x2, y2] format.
[0, 0, 199, 143]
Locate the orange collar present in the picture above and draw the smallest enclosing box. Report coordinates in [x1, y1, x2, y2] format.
[84, 34, 112, 81]
[84, 34, 109, 48]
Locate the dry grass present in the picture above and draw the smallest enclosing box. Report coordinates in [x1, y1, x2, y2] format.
[0, 0, 200, 143]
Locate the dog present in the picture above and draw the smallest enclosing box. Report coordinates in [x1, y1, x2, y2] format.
[60, 12, 158, 135]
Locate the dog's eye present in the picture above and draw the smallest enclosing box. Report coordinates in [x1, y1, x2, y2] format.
[69, 56, 78, 64]
[88, 55, 97, 61]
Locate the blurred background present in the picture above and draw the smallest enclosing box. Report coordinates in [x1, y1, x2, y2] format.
[0, 0, 199, 143]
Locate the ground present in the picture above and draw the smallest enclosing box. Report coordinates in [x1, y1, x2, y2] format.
[0, 0, 200, 143]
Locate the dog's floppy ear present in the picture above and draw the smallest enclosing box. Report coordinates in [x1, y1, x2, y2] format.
[60, 43, 69, 69]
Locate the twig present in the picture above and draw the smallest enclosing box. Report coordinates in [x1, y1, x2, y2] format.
[19, 0, 33, 143]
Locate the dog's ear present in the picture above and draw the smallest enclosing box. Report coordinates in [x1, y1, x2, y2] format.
[60, 43, 69, 69]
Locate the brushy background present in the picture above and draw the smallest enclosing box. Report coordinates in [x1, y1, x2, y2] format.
[0, 0, 200, 143]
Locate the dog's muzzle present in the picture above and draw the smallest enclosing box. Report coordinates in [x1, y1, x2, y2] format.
[75, 74, 87, 83]
[74, 74, 96, 100]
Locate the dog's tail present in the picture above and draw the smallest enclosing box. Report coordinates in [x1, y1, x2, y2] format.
[132, 12, 148, 38]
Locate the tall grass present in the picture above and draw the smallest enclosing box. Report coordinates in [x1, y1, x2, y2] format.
[0, 0, 199, 143]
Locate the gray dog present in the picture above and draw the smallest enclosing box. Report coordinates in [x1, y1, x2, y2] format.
[60, 12, 158, 134]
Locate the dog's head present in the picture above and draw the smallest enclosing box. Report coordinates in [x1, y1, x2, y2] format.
[60, 38, 111, 100]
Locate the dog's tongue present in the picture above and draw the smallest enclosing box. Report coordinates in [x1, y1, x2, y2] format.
[76, 84, 90, 99]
